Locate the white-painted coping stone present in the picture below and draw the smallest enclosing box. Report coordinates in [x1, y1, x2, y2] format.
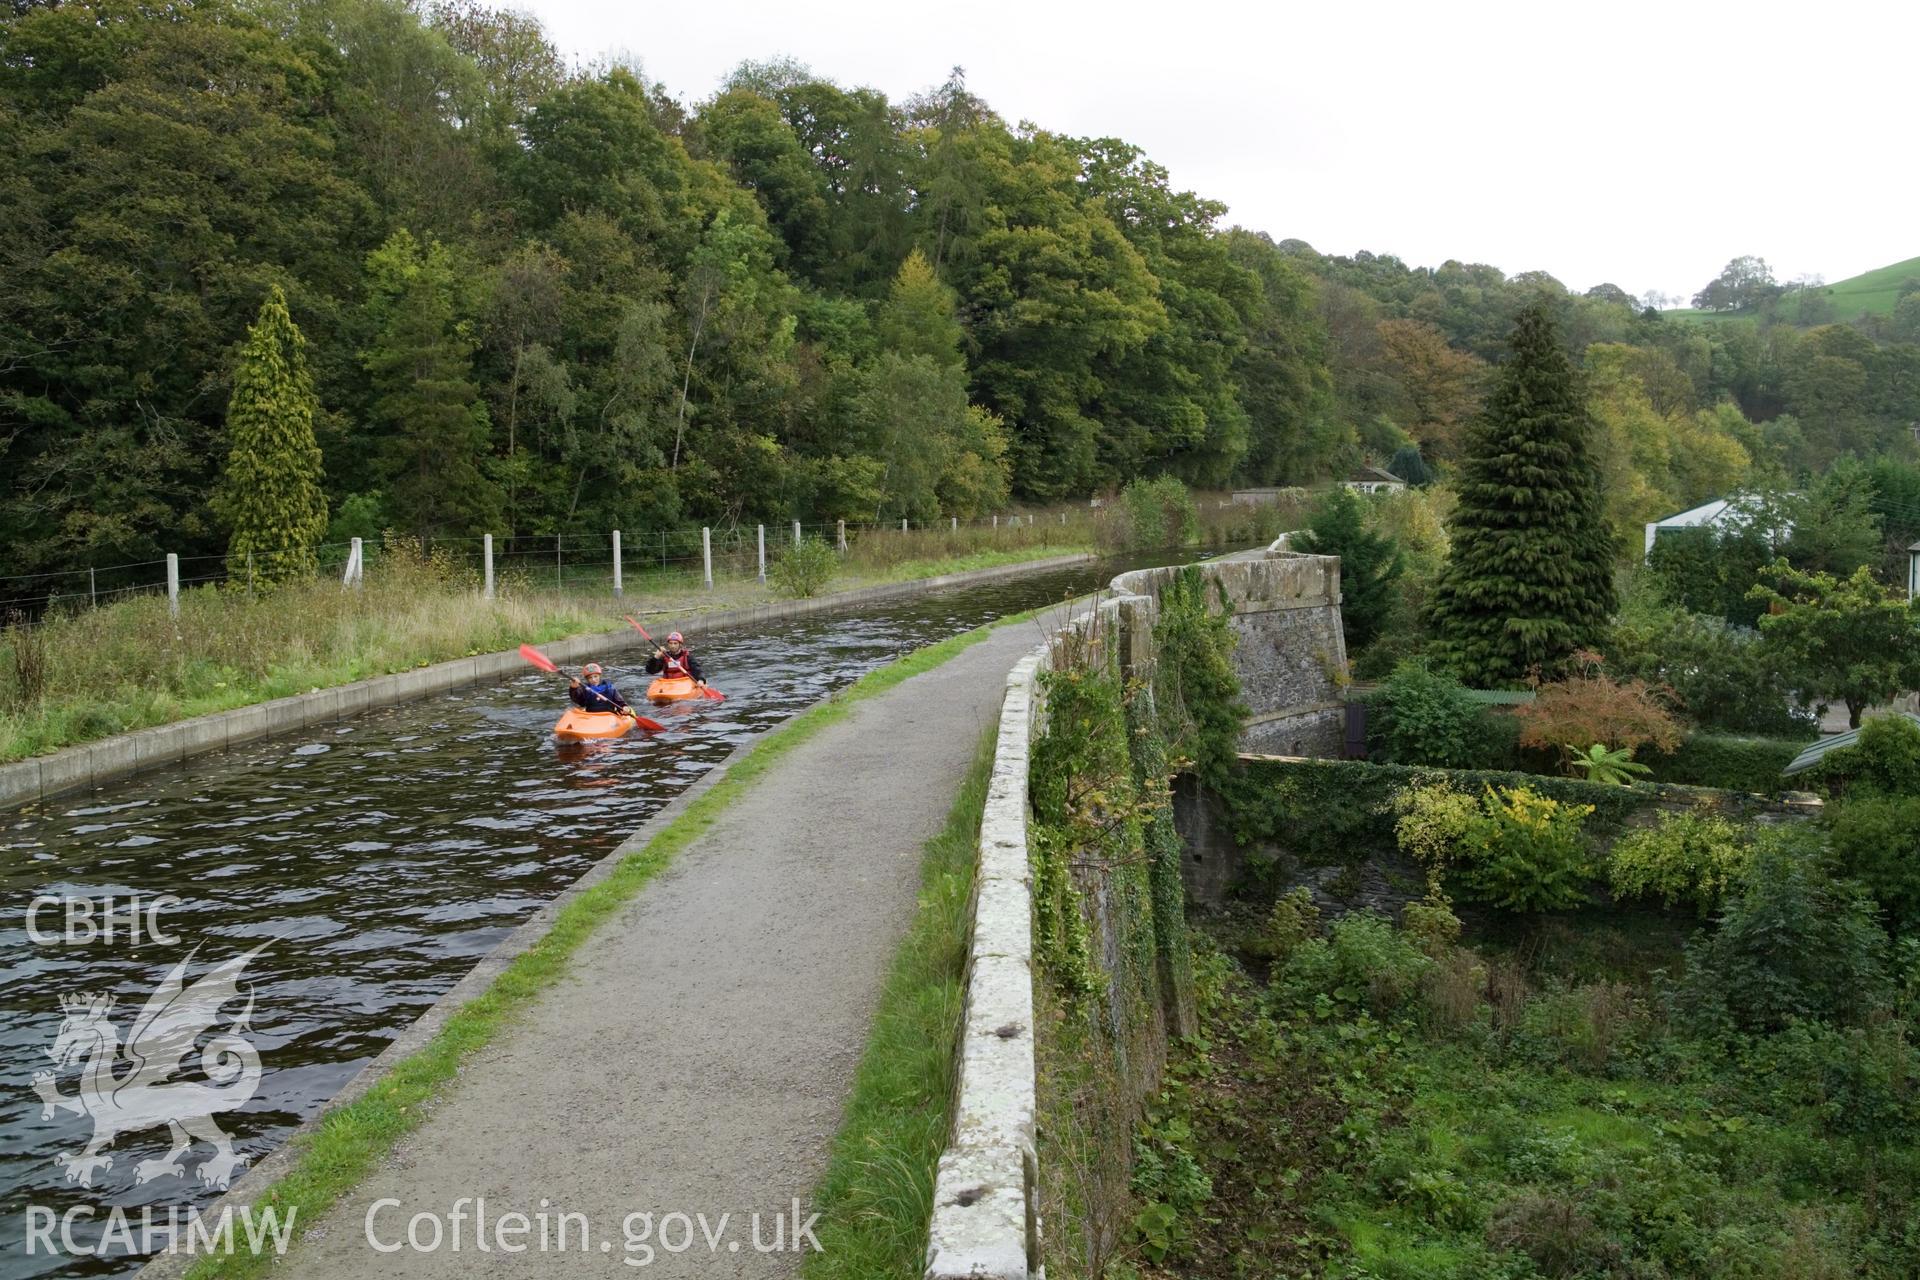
[927, 654, 1044, 1279]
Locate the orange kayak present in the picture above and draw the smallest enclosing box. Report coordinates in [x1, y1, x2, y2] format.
[552, 708, 639, 741]
[646, 677, 702, 703]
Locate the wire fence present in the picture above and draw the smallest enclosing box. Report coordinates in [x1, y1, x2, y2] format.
[0, 512, 1089, 629]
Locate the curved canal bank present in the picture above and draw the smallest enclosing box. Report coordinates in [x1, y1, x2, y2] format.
[2, 555, 1141, 1280]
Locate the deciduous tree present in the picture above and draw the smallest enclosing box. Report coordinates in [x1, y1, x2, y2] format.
[1750, 563, 1920, 728]
[1375, 318, 1485, 458]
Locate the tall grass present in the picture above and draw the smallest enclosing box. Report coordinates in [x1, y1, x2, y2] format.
[839, 518, 1090, 576]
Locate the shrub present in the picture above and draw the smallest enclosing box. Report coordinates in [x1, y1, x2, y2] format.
[1117, 474, 1198, 550]
[1513, 650, 1682, 770]
[1224, 757, 1648, 867]
[1675, 829, 1890, 1033]
[1645, 734, 1803, 793]
[1604, 583, 1816, 736]
[1394, 782, 1595, 913]
[1608, 808, 1753, 915]
[1371, 661, 1510, 768]
[1274, 911, 1432, 1018]
[1456, 786, 1595, 912]
[1401, 887, 1462, 955]
[1260, 887, 1321, 961]
[1151, 565, 1243, 787]
[1486, 1191, 1623, 1278]
[1392, 783, 1480, 875]
[1825, 793, 1920, 933]
[1738, 1018, 1920, 1144]
[1512, 981, 1643, 1074]
[1805, 712, 1920, 798]
[767, 536, 838, 598]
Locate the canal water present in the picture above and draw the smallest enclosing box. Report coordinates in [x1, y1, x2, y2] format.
[0, 557, 1154, 1277]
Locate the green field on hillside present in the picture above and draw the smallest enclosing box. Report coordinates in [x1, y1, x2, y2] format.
[1810, 254, 1920, 317]
[1666, 254, 1919, 323]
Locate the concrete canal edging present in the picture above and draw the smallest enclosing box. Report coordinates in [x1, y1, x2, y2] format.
[0, 553, 1092, 813]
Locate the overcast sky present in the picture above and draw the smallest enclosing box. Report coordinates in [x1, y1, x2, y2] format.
[518, 0, 1916, 302]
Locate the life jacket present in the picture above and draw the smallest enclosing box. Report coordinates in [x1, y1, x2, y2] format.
[661, 649, 694, 680]
[577, 680, 624, 710]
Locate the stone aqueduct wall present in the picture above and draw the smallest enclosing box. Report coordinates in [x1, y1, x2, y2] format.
[923, 540, 1345, 1279]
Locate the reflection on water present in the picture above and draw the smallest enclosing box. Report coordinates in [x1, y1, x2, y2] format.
[0, 559, 1146, 1278]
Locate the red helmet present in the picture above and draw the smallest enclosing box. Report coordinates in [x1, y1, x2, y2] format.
[583, 663, 603, 677]
[667, 632, 684, 644]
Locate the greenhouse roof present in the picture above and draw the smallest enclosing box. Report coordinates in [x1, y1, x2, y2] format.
[1782, 712, 1920, 776]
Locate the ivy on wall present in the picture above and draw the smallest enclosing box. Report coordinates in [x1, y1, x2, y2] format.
[1150, 565, 1246, 789]
[1031, 647, 1134, 1001]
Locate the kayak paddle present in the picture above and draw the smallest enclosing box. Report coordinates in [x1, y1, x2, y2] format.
[518, 644, 664, 731]
[623, 616, 726, 701]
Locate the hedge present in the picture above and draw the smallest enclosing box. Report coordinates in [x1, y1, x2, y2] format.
[1646, 734, 1805, 794]
[1349, 695, 1803, 796]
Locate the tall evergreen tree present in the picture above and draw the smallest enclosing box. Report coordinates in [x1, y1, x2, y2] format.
[876, 249, 964, 368]
[216, 286, 329, 586]
[1386, 443, 1435, 487]
[1427, 302, 1616, 684]
[1294, 487, 1402, 650]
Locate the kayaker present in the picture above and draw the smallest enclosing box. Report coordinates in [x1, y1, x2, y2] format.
[645, 632, 704, 685]
[568, 663, 631, 714]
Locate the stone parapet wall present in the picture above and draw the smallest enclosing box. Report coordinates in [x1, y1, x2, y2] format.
[925, 540, 1347, 1278]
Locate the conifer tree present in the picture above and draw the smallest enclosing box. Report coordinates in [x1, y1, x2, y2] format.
[876, 249, 965, 368]
[217, 286, 328, 587]
[1295, 487, 1402, 650]
[1386, 443, 1434, 487]
[1427, 302, 1616, 684]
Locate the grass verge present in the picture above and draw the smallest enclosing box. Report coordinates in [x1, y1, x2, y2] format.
[182, 609, 1040, 1280]
[801, 726, 996, 1279]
